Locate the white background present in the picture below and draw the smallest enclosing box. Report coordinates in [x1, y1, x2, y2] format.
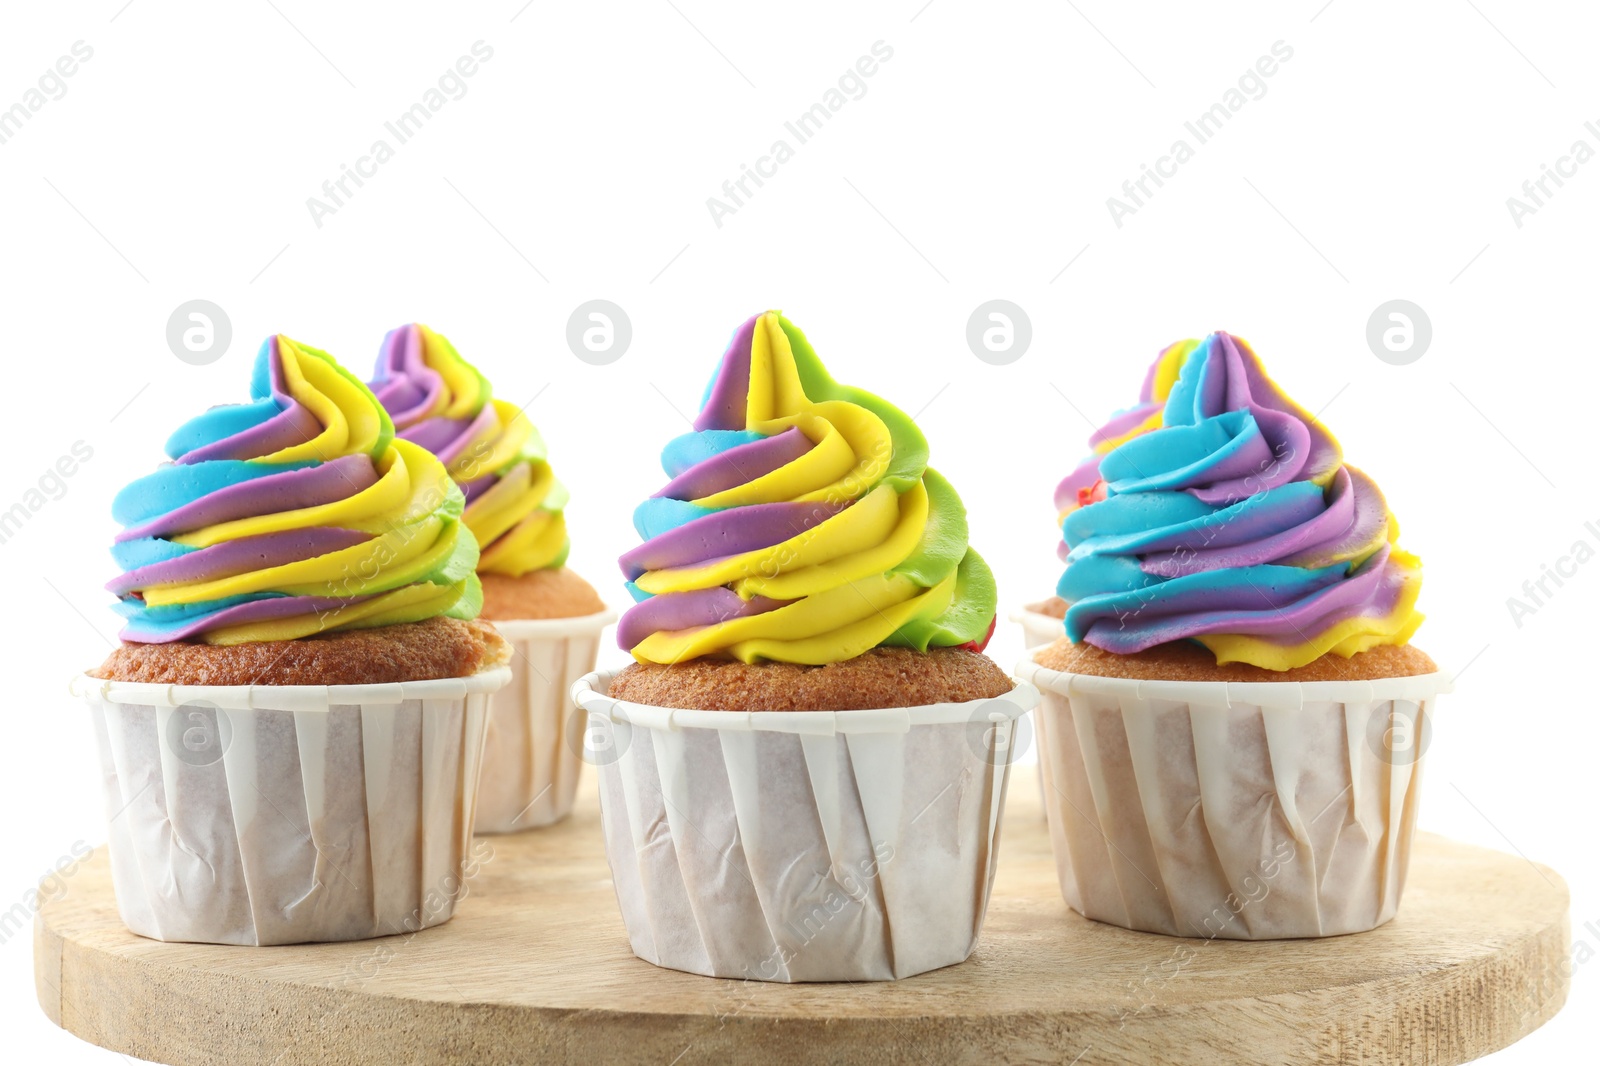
[1, 0, 1594, 1061]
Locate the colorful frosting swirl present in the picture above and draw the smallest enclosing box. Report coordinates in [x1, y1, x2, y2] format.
[617, 311, 997, 665]
[1057, 332, 1424, 671]
[109, 336, 480, 645]
[1054, 339, 1189, 561]
[370, 324, 570, 576]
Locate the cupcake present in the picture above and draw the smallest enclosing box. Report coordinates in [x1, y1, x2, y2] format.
[572, 310, 1037, 982]
[76, 335, 511, 945]
[371, 324, 612, 833]
[1015, 331, 1448, 940]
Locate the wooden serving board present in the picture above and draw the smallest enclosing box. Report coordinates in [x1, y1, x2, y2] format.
[35, 766, 1569, 1066]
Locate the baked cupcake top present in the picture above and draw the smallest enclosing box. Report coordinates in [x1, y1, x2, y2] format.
[617, 310, 997, 665]
[370, 323, 571, 577]
[108, 335, 481, 645]
[1057, 331, 1423, 671]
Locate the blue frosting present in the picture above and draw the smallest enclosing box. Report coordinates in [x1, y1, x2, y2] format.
[163, 399, 279, 461]
[111, 592, 282, 624]
[110, 537, 195, 572]
[661, 429, 765, 478]
[111, 460, 315, 526]
[632, 498, 714, 542]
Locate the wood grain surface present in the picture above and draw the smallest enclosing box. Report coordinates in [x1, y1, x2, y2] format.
[34, 766, 1570, 1066]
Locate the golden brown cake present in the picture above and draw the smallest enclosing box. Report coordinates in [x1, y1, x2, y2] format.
[1034, 635, 1436, 683]
[1033, 596, 1068, 619]
[610, 647, 1014, 712]
[90, 617, 510, 687]
[478, 567, 607, 622]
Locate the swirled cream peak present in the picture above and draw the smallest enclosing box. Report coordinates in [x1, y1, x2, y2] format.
[371, 323, 570, 576]
[109, 335, 480, 645]
[1053, 338, 1193, 561]
[1057, 331, 1423, 671]
[617, 310, 998, 665]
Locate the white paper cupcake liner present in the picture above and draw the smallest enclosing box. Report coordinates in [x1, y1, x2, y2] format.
[1010, 602, 1066, 651]
[1008, 603, 1066, 812]
[571, 670, 1039, 982]
[1015, 654, 1450, 940]
[473, 611, 614, 833]
[72, 667, 510, 946]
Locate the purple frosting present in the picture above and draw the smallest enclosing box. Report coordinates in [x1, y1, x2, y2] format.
[107, 527, 374, 596]
[619, 500, 843, 581]
[115, 455, 380, 543]
[614, 587, 789, 651]
[655, 427, 815, 501]
[119, 593, 381, 644]
[694, 314, 760, 433]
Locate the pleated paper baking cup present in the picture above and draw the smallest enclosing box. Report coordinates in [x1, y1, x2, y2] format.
[71, 667, 510, 946]
[473, 611, 614, 833]
[571, 670, 1039, 982]
[1008, 604, 1065, 812]
[1015, 654, 1450, 940]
